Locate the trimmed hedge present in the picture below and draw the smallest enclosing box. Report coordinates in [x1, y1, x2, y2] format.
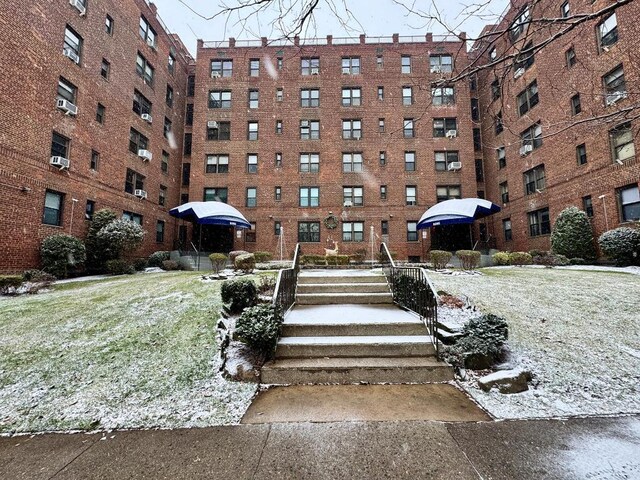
[221, 278, 258, 314]
[456, 250, 481, 270]
[229, 250, 249, 263]
[235, 253, 256, 273]
[598, 227, 640, 266]
[376, 251, 398, 263]
[301, 254, 327, 266]
[105, 259, 135, 275]
[508, 252, 533, 266]
[532, 252, 569, 267]
[551, 206, 596, 261]
[235, 304, 283, 356]
[162, 260, 181, 271]
[148, 251, 170, 267]
[326, 255, 349, 266]
[253, 251, 272, 263]
[492, 251, 510, 266]
[430, 250, 452, 269]
[209, 253, 228, 273]
[41, 234, 86, 279]
[22, 269, 56, 283]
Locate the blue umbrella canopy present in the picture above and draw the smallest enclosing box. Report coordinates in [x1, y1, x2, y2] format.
[169, 201, 251, 228]
[417, 198, 500, 229]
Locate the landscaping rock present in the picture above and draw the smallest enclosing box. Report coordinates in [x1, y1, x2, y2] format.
[478, 369, 530, 394]
[223, 342, 260, 382]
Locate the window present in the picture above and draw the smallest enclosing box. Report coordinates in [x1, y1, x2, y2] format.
[342, 57, 360, 75]
[566, 47, 576, 68]
[209, 90, 231, 109]
[380, 185, 387, 200]
[275, 152, 282, 167]
[495, 111, 504, 135]
[51, 132, 69, 158]
[341, 87, 361, 107]
[247, 121, 258, 140]
[406, 186, 417, 205]
[489, 47, 497, 60]
[275, 186, 281, 201]
[514, 42, 535, 72]
[521, 123, 543, 151]
[430, 54, 453, 73]
[471, 98, 480, 122]
[491, 79, 501, 100]
[378, 87, 384, 100]
[181, 193, 189, 205]
[156, 220, 165, 243]
[300, 120, 320, 139]
[435, 151, 459, 171]
[433, 118, 457, 137]
[203, 187, 228, 202]
[377, 55, 383, 68]
[139, 16, 157, 48]
[299, 153, 319, 173]
[571, 94, 581, 115]
[249, 59, 260, 76]
[343, 186, 363, 206]
[207, 122, 231, 141]
[277, 57, 283, 70]
[163, 117, 172, 138]
[617, 185, 640, 221]
[610, 122, 635, 163]
[182, 163, 190, 186]
[246, 188, 257, 207]
[597, 14, 618, 51]
[561, 1, 570, 18]
[299, 187, 320, 207]
[248, 90, 259, 109]
[379, 118, 385, 132]
[101, 59, 110, 79]
[247, 154, 258, 173]
[475, 159, 484, 182]
[105, 15, 114, 35]
[96, 103, 105, 124]
[159, 185, 167, 206]
[510, 7, 530, 42]
[517, 81, 539, 116]
[379, 151, 386, 166]
[43, 190, 64, 226]
[342, 152, 363, 172]
[298, 222, 320, 242]
[90, 150, 99, 170]
[301, 57, 320, 75]
[524, 165, 546, 195]
[273, 120, 282, 134]
[342, 119, 362, 139]
[161, 150, 169, 173]
[166, 85, 173, 107]
[57, 77, 77, 103]
[503, 219, 513, 241]
[63, 26, 82, 61]
[603, 65, 627, 105]
[574, 143, 587, 166]
[85, 200, 95, 220]
[583, 195, 594, 217]
[184, 133, 192, 155]
[405, 151, 416, 171]
[529, 208, 551, 236]
[403, 119, 415, 138]
[122, 211, 143, 225]
[187, 75, 195, 96]
[274, 221, 282, 235]
[497, 182, 510, 206]
[342, 222, 364, 242]
[497, 147, 506, 169]
[436, 185, 461, 202]
[168, 53, 175, 74]
[206, 154, 229, 173]
[129, 128, 148, 153]
[136, 53, 154, 86]
[407, 221, 418, 241]
[473, 128, 482, 151]
[402, 86, 413, 106]
[432, 86, 455, 105]
[276, 88, 283, 102]
[401, 55, 411, 74]
[301, 88, 320, 107]
[186, 104, 194, 126]
[124, 168, 145, 194]
[245, 223, 256, 243]
[470, 75, 477, 91]
[133, 90, 152, 115]
[211, 59, 233, 77]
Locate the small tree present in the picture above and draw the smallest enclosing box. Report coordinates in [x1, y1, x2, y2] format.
[41, 234, 86, 278]
[85, 209, 118, 269]
[96, 219, 145, 260]
[551, 207, 596, 261]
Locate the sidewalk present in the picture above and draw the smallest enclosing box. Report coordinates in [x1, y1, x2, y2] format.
[1, 415, 638, 479]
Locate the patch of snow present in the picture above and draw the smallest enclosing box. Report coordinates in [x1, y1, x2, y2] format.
[143, 267, 165, 273]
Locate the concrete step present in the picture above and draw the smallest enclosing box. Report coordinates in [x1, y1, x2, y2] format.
[298, 274, 387, 285]
[296, 292, 393, 305]
[261, 356, 453, 384]
[275, 335, 435, 358]
[282, 319, 425, 337]
[297, 283, 390, 294]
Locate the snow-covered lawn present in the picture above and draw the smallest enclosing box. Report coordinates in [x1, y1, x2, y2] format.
[0, 272, 257, 434]
[431, 267, 640, 419]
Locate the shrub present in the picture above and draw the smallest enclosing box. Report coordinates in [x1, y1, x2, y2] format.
[132, 258, 148, 271]
[162, 260, 181, 271]
[148, 251, 170, 267]
[96, 219, 145, 260]
[508, 252, 533, 266]
[235, 304, 283, 356]
[551, 206, 596, 261]
[456, 250, 481, 270]
[326, 255, 349, 266]
[41, 234, 86, 279]
[528, 249, 546, 258]
[22, 269, 56, 283]
[229, 250, 249, 263]
[569, 257, 586, 265]
[492, 251, 511, 266]
[598, 227, 640, 266]
[85, 209, 118, 269]
[221, 278, 258, 314]
[444, 314, 509, 369]
[235, 253, 256, 273]
[301, 254, 326, 265]
[253, 251, 272, 263]
[393, 275, 435, 311]
[376, 251, 398, 263]
[0, 276, 23, 295]
[105, 259, 135, 275]
[429, 250, 452, 269]
[208, 253, 228, 273]
[257, 275, 276, 295]
[532, 252, 570, 267]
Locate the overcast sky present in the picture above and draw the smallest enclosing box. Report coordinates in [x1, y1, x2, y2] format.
[151, 0, 510, 56]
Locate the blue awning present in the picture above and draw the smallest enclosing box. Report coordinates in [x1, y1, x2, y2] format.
[417, 198, 501, 229]
[169, 201, 251, 229]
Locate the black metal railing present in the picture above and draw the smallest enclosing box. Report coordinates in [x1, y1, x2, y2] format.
[380, 243, 441, 359]
[272, 243, 301, 314]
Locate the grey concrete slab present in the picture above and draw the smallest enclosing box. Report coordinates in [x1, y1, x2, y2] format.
[52, 426, 269, 480]
[0, 433, 97, 480]
[447, 416, 640, 480]
[254, 421, 481, 479]
[285, 304, 421, 325]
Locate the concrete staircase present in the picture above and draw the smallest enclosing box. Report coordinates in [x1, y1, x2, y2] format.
[261, 270, 453, 385]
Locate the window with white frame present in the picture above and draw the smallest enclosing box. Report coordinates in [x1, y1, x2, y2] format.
[597, 13, 618, 51]
[406, 221, 418, 241]
[299, 187, 319, 207]
[401, 55, 411, 73]
[247, 121, 258, 140]
[301, 88, 320, 107]
[301, 57, 320, 75]
[248, 90, 259, 109]
[343, 186, 363, 206]
[435, 151, 459, 171]
[402, 86, 413, 105]
[406, 186, 417, 205]
[64, 26, 82, 60]
[403, 118, 415, 138]
[246, 187, 257, 207]
[430, 54, 453, 73]
[211, 59, 232, 77]
[300, 120, 320, 139]
[209, 90, 231, 108]
[299, 153, 319, 172]
[405, 151, 416, 171]
[247, 154, 258, 173]
[342, 57, 360, 75]
[341, 87, 361, 106]
[342, 152, 363, 172]
[249, 59, 260, 76]
[43, 190, 64, 226]
[603, 65, 627, 105]
[432, 86, 455, 105]
[342, 119, 362, 139]
[436, 185, 461, 202]
[139, 16, 156, 48]
[342, 221, 364, 241]
[609, 122, 635, 163]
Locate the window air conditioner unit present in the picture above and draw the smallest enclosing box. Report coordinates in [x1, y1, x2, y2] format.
[134, 189, 147, 199]
[50, 156, 70, 169]
[514, 67, 525, 79]
[141, 113, 152, 123]
[431, 66, 442, 74]
[211, 71, 221, 78]
[69, 0, 86, 16]
[519, 144, 533, 156]
[353, 132, 361, 139]
[56, 98, 78, 116]
[138, 149, 153, 161]
[207, 121, 219, 129]
[445, 129, 457, 138]
[606, 91, 627, 106]
[310, 67, 319, 75]
[343, 200, 353, 207]
[447, 161, 462, 171]
[301, 120, 309, 127]
[63, 47, 80, 64]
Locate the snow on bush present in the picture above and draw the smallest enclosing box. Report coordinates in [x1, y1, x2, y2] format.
[96, 219, 145, 260]
[85, 209, 118, 268]
[235, 304, 283, 356]
[40, 234, 86, 278]
[456, 250, 481, 270]
[430, 250, 452, 269]
[208, 253, 228, 274]
[551, 207, 596, 261]
[234, 253, 255, 273]
[598, 227, 640, 266]
[508, 252, 533, 266]
[492, 251, 510, 266]
[148, 251, 170, 268]
[220, 278, 258, 314]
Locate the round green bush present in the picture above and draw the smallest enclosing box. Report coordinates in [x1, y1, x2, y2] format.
[148, 251, 170, 267]
[492, 251, 510, 266]
[221, 278, 258, 314]
[551, 207, 596, 261]
[96, 219, 145, 259]
[508, 252, 533, 266]
[40, 234, 86, 278]
[132, 258, 148, 271]
[598, 227, 640, 266]
[456, 250, 481, 270]
[22, 269, 56, 283]
[209, 253, 228, 273]
[235, 253, 256, 273]
[235, 304, 283, 356]
[430, 250, 452, 269]
[162, 260, 181, 271]
[85, 209, 118, 269]
[254, 251, 273, 263]
[229, 250, 249, 263]
[105, 259, 135, 275]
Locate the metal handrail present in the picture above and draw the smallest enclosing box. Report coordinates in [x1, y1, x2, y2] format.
[189, 242, 200, 270]
[272, 243, 301, 315]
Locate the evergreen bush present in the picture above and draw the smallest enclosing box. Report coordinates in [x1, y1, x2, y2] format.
[492, 251, 511, 266]
[444, 314, 509, 369]
[148, 251, 170, 267]
[235, 304, 283, 356]
[105, 259, 135, 275]
[551, 206, 596, 261]
[429, 250, 452, 269]
[208, 253, 228, 273]
[229, 250, 249, 263]
[161, 260, 181, 271]
[40, 234, 86, 278]
[235, 253, 256, 273]
[508, 252, 533, 266]
[96, 219, 145, 260]
[85, 209, 118, 269]
[253, 251, 272, 263]
[0, 276, 23, 295]
[598, 227, 640, 266]
[456, 250, 481, 270]
[221, 278, 258, 314]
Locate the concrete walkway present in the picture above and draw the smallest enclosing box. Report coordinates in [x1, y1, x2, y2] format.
[1, 415, 638, 479]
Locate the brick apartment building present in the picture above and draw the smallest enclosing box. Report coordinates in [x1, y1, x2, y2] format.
[0, 0, 638, 272]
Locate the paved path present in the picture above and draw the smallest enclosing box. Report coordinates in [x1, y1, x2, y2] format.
[1, 415, 638, 479]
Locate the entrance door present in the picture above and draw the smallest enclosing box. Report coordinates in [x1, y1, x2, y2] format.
[194, 224, 234, 253]
[430, 224, 472, 251]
